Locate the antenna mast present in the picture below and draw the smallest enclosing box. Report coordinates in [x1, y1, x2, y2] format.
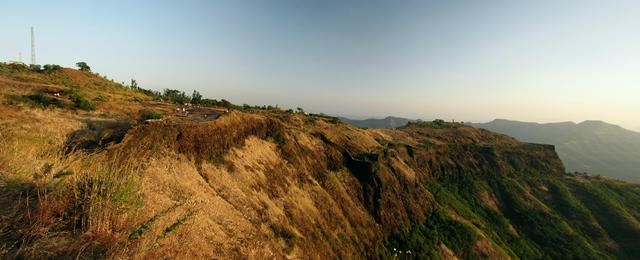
[30, 26, 36, 65]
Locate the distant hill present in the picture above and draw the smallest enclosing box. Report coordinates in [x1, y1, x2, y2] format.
[472, 119, 640, 182]
[338, 116, 410, 128]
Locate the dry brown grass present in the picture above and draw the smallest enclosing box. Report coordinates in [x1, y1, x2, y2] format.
[0, 65, 230, 258]
[0, 101, 148, 259]
[1, 64, 593, 259]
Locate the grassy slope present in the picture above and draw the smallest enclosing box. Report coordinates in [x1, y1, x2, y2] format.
[388, 172, 640, 259]
[1, 64, 640, 259]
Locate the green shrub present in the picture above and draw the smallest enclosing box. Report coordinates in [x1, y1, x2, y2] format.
[29, 64, 42, 71]
[139, 109, 163, 121]
[4, 94, 31, 106]
[0, 62, 29, 73]
[29, 94, 65, 108]
[43, 64, 63, 72]
[69, 92, 96, 110]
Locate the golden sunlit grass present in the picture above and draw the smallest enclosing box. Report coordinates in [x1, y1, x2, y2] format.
[0, 106, 146, 258]
[0, 63, 217, 258]
[0, 65, 155, 258]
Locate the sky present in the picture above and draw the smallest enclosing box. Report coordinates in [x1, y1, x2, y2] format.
[2, 1, 639, 131]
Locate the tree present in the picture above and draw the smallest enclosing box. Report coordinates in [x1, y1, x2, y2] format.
[162, 89, 189, 104]
[129, 79, 138, 90]
[191, 90, 203, 104]
[296, 107, 305, 113]
[76, 62, 91, 72]
[42, 64, 62, 72]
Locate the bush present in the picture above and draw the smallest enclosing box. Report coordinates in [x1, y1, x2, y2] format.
[69, 92, 96, 110]
[0, 62, 29, 73]
[4, 93, 64, 108]
[43, 64, 62, 72]
[139, 109, 163, 121]
[29, 64, 42, 71]
[3, 94, 32, 106]
[28, 93, 65, 108]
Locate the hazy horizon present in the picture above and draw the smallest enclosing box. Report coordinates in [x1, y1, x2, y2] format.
[338, 115, 640, 132]
[2, 1, 639, 130]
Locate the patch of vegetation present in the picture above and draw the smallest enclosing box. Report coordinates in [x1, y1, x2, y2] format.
[569, 180, 640, 257]
[386, 208, 477, 259]
[125, 80, 282, 111]
[76, 62, 91, 72]
[0, 62, 30, 73]
[383, 165, 640, 259]
[93, 95, 107, 102]
[417, 141, 436, 150]
[129, 204, 181, 241]
[69, 91, 96, 110]
[407, 119, 465, 129]
[4, 93, 64, 108]
[139, 109, 163, 121]
[53, 170, 73, 179]
[42, 64, 62, 73]
[269, 222, 297, 253]
[267, 132, 286, 147]
[158, 211, 195, 240]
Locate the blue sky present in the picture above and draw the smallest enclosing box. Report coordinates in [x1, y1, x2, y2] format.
[2, 1, 639, 130]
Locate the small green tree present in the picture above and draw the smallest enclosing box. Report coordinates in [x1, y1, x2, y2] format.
[191, 90, 203, 104]
[76, 62, 91, 72]
[162, 89, 189, 104]
[129, 79, 139, 90]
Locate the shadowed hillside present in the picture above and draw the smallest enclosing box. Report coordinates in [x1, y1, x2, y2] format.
[1, 64, 640, 259]
[473, 119, 640, 183]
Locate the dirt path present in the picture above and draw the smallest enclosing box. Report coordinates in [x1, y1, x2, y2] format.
[169, 106, 225, 123]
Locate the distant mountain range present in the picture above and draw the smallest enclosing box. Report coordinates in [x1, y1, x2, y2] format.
[472, 119, 640, 183]
[338, 116, 410, 129]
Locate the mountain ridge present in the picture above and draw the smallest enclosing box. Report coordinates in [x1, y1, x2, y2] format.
[1, 63, 640, 259]
[473, 119, 640, 183]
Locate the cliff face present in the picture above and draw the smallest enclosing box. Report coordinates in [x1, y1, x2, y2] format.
[1, 65, 640, 259]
